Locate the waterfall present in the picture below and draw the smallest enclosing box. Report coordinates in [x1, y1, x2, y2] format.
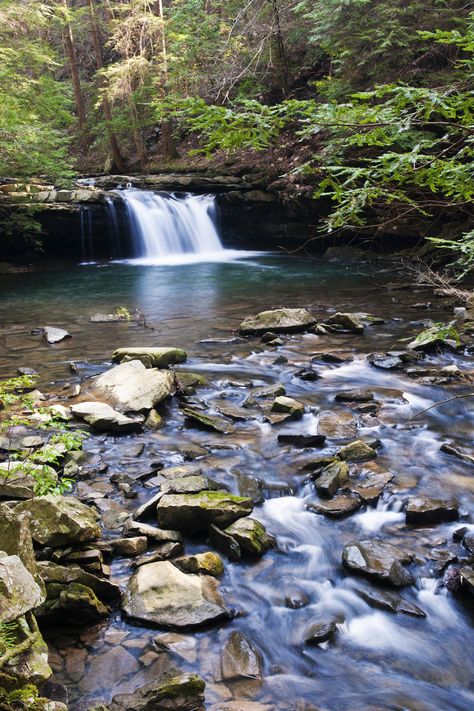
[105, 196, 121, 258]
[119, 189, 225, 265]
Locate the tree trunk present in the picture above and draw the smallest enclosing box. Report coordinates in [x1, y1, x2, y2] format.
[128, 95, 148, 163]
[88, 0, 126, 172]
[157, 0, 179, 160]
[61, 0, 88, 134]
[268, 0, 289, 96]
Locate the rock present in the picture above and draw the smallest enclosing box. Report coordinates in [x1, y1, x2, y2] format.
[122, 560, 228, 628]
[132, 542, 184, 568]
[108, 536, 148, 557]
[459, 567, 474, 597]
[315, 461, 349, 498]
[79, 646, 139, 695]
[367, 353, 403, 370]
[408, 324, 458, 351]
[304, 621, 337, 645]
[183, 408, 234, 434]
[238, 308, 317, 335]
[37, 561, 120, 602]
[145, 409, 163, 429]
[335, 389, 374, 403]
[39, 327, 71, 344]
[337, 440, 377, 462]
[71, 401, 143, 433]
[160, 475, 221, 495]
[324, 312, 364, 333]
[123, 520, 183, 544]
[295, 368, 321, 381]
[156, 491, 253, 533]
[307, 493, 362, 518]
[440, 443, 474, 465]
[112, 347, 187, 368]
[37, 582, 108, 626]
[463, 533, 474, 555]
[271, 396, 305, 418]
[406, 496, 459, 525]
[175, 372, 208, 393]
[15, 495, 100, 547]
[277, 434, 326, 447]
[236, 473, 264, 504]
[0, 505, 40, 582]
[249, 384, 286, 399]
[17, 367, 38, 376]
[0, 553, 45, 623]
[342, 539, 415, 586]
[348, 466, 393, 503]
[224, 517, 274, 556]
[173, 552, 224, 577]
[208, 525, 242, 562]
[90, 313, 127, 322]
[91, 360, 174, 413]
[356, 587, 425, 617]
[107, 670, 205, 711]
[317, 410, 357, 439]
[221, 632, 263, 680]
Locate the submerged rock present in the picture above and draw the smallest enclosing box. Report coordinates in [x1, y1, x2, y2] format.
[71, 401, 142, 433]
[91, 359, 174, 413]
[113, 347, 187, 368]
[16, 495, 101, 547]
[0, 553, 45, 623]
[335, 389, 374, 403]
[405, 496, 459, 525]
[221, 631, 263, 680]
[342, 539, 415, 586]
[356, 587, 425, 617]
[238, 308, 317, 335]
[122, 560, 228, 628]
[107, 670, 206, 711]
[317, 410, 357, 439]
[183, 408, 234, 434]
[156, 491, 253, 533]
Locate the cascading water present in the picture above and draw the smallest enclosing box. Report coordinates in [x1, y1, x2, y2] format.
[119, 189, 226, 265]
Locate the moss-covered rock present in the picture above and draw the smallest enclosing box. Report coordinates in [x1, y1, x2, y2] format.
[156, 491, 253, 533]
[107, 670, 205, 711]
[36, 582, 108, 626]
[223, 517, 274, 557]
[238, 308, 317, 335]
[16, 495, 101, 547]
[112, 347, 187, 368]
[173, 552, 224, 577]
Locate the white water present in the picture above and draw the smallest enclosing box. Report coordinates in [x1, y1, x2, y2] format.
[118, 189, 259, 266]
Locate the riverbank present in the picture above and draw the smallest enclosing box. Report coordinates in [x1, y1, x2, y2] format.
[0, 257, 473, 710]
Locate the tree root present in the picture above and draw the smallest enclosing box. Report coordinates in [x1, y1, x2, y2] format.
[0, 614, 40, 670]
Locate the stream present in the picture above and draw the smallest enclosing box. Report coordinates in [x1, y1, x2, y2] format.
[0, 229, 473, 709]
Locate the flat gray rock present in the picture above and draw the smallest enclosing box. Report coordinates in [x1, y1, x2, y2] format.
[238, 308, 316, 335]
[113, 347, 187, 368]
[71, 401, 142, 433]
[91, 359, 174, 413]
[342, 539, 415, 586]
[122, 560, 228, 628]
[0, 553, 45, 623]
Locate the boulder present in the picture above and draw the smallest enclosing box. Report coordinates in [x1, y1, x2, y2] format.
[16, 495, 100, 547]
[37, 582, 108, 626]
[208, 525, 242, 562]
[221, 632, 263, 680]
[324, 312, 364, 333]
[107, 536, 148, 557]
[112, 347, 187, 368]
[173, 552, 224, 577]
[337, 440, 377, 462]
[107, 670, 205, 711]
[122, 560, 228, 628]
[71, 402, 143, 433]
[0, 505, 42, 587]
[160, 475, 221, 496]
[315, 461, 349, 498]
[36, 561, 120, 602]
[342, 539, 415, 586]
[223, 517, 274, 556]
[156, 491, 253, 534]
[90, 360, 174, 413]
[405, 496, 459, 525]
[238, 308, 316, 335]
[271, 396, 304, 418]
[0, 553, 45, 623]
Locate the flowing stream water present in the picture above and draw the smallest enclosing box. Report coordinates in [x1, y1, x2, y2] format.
[0, 193, 473, 711]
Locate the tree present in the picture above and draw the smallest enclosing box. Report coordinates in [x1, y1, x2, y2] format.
[58, 0, 88, 136]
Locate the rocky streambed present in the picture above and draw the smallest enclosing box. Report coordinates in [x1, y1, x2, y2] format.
[0, 261, 473, 711]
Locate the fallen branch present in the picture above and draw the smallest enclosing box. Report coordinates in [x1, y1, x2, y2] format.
[412, 392, 474, 418]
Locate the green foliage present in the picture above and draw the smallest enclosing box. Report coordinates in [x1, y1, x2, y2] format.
[412, 321, 461, 348]
[115, 306, 132, 321]
[0, 375, 84, 496]
[0, 622, 18, 654]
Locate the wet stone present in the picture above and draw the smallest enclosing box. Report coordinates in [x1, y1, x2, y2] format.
[367, 353, 403, 370]
[335, 389, 374, 403]
[183, 408, 234, 434]
[123, 519, 183, 544]
[342, 539, 415, 587]
[271, 396, 305, 417]
[173, 552, 224, 577]
[221, 631, 263, 680]
[107, 670, 205, 711]
[337, 440, 377, 463]
[307, 493, 362, 518]
[278, 433, 326, 448]
[303, 620, 337, 645]
[238, 308, 317, 335]
[317, 410, 357, 439]
[156, 491, 253, 534]
[315, 460, 349, 498]
[224, 517, 274, 557]
[406, 496, 459, 525]
[355, 587, 426, 617]
[209, 524, 242, 562]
